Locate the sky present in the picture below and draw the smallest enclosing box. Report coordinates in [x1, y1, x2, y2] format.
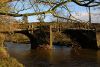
[12, 1, 100, 23]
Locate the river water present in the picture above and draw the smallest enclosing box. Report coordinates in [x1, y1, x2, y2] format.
[4, 42, 100, 67]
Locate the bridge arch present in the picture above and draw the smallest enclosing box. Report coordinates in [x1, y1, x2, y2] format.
[14, 30, 39, 49]
[14, 28, 50, 49]
[63, 29, 98, 49]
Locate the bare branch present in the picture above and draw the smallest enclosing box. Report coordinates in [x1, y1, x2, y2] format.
[0, 0, 100, 17]
[51, 1, 68, 11]
[72, 0, 100, 7]
[0, 10, 53, 17]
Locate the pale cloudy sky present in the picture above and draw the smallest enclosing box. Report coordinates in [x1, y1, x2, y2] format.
[72, 11, 100, 23]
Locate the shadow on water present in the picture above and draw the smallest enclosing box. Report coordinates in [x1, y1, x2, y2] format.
[4, 42, 100, 67]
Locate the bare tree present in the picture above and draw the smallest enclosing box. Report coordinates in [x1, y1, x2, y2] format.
[0, 0, 99, 21]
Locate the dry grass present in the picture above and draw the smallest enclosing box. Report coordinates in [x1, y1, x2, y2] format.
[0, 57, 24, 67]
[53, 32, 71, 46]
[96, 32, 100, 47]
[0, 0, 11, 3]
[0, 47, 9, 58]
[0, 33, 5, 47]
[11, 33, 29, 43]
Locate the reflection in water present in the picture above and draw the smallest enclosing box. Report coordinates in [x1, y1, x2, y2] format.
[5, 42, 100, 67]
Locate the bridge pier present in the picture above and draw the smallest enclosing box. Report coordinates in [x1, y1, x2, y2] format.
[14, 25, 52, 49]
[50, 25, 53, 48]
[31, 25, 52, 49]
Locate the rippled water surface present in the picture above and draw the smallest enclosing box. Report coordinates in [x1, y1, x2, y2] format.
[5, 42, 100, 67]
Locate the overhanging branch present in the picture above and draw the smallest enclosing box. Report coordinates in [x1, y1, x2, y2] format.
[0, 1, 69, 17]
[72, 0, 100, 7]
[1, 0, 99, 17]
[51, 1, 68, 11]
[0, 10, 53, 17]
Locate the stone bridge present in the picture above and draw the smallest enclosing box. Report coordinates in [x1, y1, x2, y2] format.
[0, 22, 98, 49]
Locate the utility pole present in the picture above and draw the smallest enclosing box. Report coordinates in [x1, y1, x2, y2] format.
[23, 16, 28, 23]
[89, 7, 91, 23]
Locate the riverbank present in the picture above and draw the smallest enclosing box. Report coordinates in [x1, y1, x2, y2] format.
[0, 57, 24, 67]
[0, 47, 24, 67]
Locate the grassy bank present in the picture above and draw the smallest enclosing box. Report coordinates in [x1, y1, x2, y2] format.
[0, 57, 24, 67]
[0, 47, 24, 67]
[96, 32, 100, 48]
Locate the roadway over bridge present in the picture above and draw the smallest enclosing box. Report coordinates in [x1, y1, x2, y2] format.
[0, 22, 98, 49]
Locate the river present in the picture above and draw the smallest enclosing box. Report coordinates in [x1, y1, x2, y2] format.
[4, 42, 100, 67]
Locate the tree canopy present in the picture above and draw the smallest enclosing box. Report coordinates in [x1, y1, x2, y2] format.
[0, 0, 100, 17]
[0, 0, 100, 18]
